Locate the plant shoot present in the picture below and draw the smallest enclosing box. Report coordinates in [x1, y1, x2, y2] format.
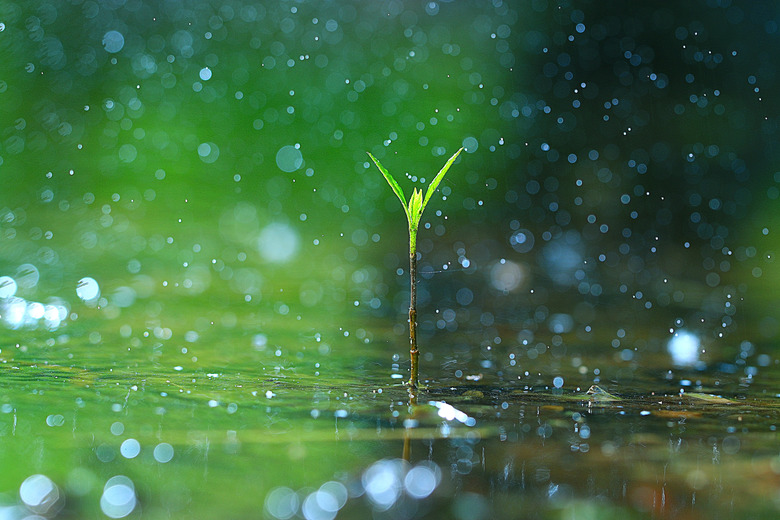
[367, 147, 464, 393]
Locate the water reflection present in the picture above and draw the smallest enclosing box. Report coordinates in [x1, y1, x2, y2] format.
[0, 356, 776, 519]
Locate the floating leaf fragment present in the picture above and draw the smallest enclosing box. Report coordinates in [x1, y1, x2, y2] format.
[586, 385, 621, 402]
[683, 392, 736, 404]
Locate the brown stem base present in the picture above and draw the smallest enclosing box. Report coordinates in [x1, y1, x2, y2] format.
[408, 252, 418, 392]
[407, 347, 419, 405]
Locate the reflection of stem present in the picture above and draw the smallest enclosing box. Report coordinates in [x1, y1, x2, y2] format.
[408, 251, 419, 394]
[402, 402, 418, 462]
[402, 423, 411, 462]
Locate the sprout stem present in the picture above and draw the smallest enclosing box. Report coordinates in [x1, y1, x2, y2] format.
[408, 249, 419, 394]
[367, 146, 463, 399]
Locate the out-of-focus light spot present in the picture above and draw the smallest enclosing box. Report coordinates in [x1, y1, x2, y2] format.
[46, 414, 65, 426]
[118, 144, 137, 163]
[119, 439, 140, 459]
[490, 260, 525, 292]
[153, 443, 174, 463]
[548, 313, 574, 334]
[112, 286, 136, 308]
[542, 239, 583, 286]
[265, 487, 300, 520]
[456, 287, 473, 306]
[257, 223, 300, 263]
[667, 330, 700, 366]
[77, 277, 100, 302]
[362, 459, 404, 511]
[102, 31, 125, 53]
[44, 303, 66, 330]
[404, 462, 441, 499]
[19, 474, 61, 515]
[276, 145, 304, 172]
[509, 229, 535, 253]
[16, 264, 40, 289]
[462, 136, 478, 153]
[198, 142, 220, 163]
[553, 376, 564, 388]
[302, 490, 336, 520]
[318, 481, 347, 510]
[301, 481, 348, 520]
[199, 67, 212, 81]
[429, 401, 476, 426]
[100, 476, 136, 518]
[27, 301, 44, 319]
[0, 276, 17, 298]
[2, 297, 27, 328]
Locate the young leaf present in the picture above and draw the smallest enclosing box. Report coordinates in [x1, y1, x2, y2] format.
[409, 188, 424, 226]
[367, 152, 409, 216]
[414, 187, 423, 213]
[422, 147, 464, 212]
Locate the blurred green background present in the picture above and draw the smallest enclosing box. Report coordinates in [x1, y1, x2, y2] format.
[2, 0, 780, 352]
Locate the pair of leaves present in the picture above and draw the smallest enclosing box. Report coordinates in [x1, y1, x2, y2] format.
[367, 147, 464, 242]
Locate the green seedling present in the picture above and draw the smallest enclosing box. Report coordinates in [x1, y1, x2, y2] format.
[367, 147, 464, 394]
